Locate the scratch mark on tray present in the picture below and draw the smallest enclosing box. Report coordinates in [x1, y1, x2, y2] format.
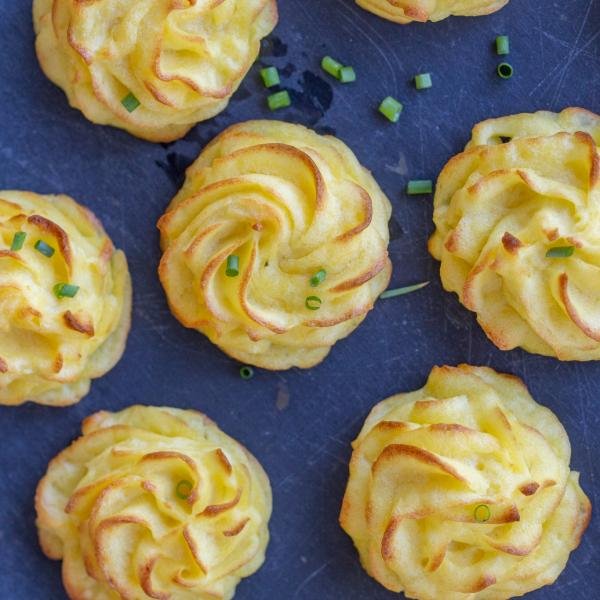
[292, 559, 334, 599]
[276, 380, 290, 411]
[329, 0, 401, 92]
[550, 0, 596, 107]
[385, 153, 409, 176]
[528, 2, 600, 103]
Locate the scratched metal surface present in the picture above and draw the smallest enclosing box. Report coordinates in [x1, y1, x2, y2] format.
[0, 0, 599, 598]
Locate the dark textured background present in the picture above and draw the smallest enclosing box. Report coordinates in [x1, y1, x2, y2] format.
[1, 0, 599, 598]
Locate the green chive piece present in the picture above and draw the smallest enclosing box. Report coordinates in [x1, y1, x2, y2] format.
[121, 92, 140, 112]
[497, 62, 514, 79]
[546, 246, 575, 258]
[240, 365, 254, 380]
[305, 295, 322, 310]
[407, 180, 434, 195]
[260, 66, 280, 88]
[53, 283, 80, 299]
[474, 504, 491, 523]
[321, 55, 343, 79]
[35, 240, 55, 257]
[379, 96, 403, 123]
[339, 66, 356, 83]
[267, 90, 291, 111]
[175, 480, 193, 500]
[496, 35, 510, 55]
[10, 232, 26, 251]
[380, 281, 429, 300]
[310, 269, 327, 287]
[226, 255, 240, 277]
[414, 73, 432, 90]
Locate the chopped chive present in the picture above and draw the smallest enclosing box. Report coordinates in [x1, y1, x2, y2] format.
[407, 180, 433, 195]
[53, 283, 80, 299]
[379, 96, 403, 123]
[10, 232, 26, 251]
[305, 295, 322, 310]
[339, 66, 356, 83]
[310, 269, 327, 287]
[226, 255, 240, 277]
[260, 66, 280, 88]
[496, 35, 510, 56]
[414, 73, 432, 90]
[34, 240, 55, 257]
[474, 504, 491, 523]
[546, 246, 575, 258]
[175, 480, 193, 500]
[321, 55, 343, 79]
[240, 366, 254, 380]
[497, 62, 514, 79]
[380, 281, 429, 300]
[121, 92, 140, 112]
[267, 90, 291, 111]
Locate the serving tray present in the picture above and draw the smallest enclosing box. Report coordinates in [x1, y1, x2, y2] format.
[0, 0, 598, 598]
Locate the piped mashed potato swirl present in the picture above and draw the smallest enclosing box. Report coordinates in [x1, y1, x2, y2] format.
[429, 108, 600, 360]
[158, 120, 392, 370]
[356, 0, 508, 24]
[36, 405, 272, 600]
[340, 365, 591, 600]
[33, 0, 278, 142]
[0, 190, 131, 406]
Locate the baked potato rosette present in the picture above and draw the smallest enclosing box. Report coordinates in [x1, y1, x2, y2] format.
[36, 405, 272, 600]
[33, 0, 278, 142]
[356, 0, 508, 24]
[429, 108, 600, 360]
[340, 365, 591, 600]
[0, 191, 131, 406]
[158, 120, 392, 370]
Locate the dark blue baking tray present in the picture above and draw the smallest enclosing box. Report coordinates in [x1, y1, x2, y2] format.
[1, 1, 599, 598]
